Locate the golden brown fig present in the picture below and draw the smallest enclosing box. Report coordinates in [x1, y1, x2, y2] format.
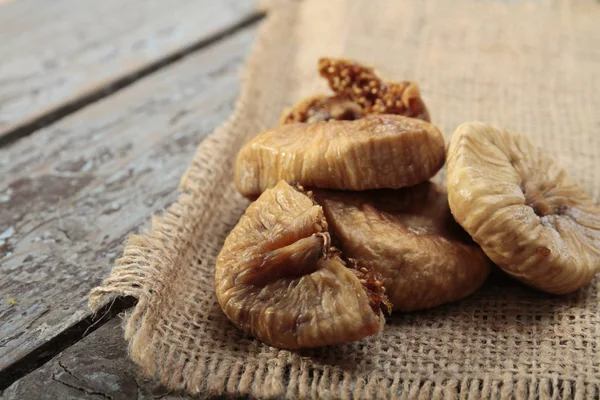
[279, 94, 365, 125]
[318, 58, 431, 122]
[315, 183, 491, 312]
[235, 115, 445, 198]
[215, 180, 386, 349]
[446, 122, 600, 294]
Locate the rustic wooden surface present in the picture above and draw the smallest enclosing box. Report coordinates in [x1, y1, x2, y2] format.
[0, 23, 258, 385]
[0, 0, 256, 141]
[2, 318, 190, 400]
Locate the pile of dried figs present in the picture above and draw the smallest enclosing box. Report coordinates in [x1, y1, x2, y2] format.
[215, 58, 600, 349]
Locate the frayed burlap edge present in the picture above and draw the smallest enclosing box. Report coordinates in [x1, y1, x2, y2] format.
[87, 9, 274, 395]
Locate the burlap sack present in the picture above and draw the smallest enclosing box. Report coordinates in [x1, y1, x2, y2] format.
[89, 0, 600, 398]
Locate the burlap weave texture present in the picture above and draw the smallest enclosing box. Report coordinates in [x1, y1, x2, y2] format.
[90, 0, 600, 398]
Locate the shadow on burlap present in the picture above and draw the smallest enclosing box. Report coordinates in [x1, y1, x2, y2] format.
[90, 0, 600, 398]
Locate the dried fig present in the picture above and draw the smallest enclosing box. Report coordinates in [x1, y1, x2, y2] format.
[215, 180, 387, 349]
[315, 183, 491, 312]
[446, 122, 600, 294]
[279, 94, 365, 125]
[235, 115, 445, 198]
[318, 58, 431, 122]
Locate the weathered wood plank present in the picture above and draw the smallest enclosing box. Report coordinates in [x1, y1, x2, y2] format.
[2, 318, 190, 400]
[0, 0, 256, 140]
[0, 25, 257, 379]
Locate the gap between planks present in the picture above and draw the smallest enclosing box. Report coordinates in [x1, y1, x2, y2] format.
[0, 11, 265, 148]
[0, 296, 136, 391]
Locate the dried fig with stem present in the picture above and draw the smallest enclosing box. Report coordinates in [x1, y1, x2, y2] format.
[318, 58, 431, 122]
[279, 94, 365, 125]
[215, 180, 388, 349]
[315, 182, 491, 312]
[235, 115, 445, 198]
[446, 122, 600, 294]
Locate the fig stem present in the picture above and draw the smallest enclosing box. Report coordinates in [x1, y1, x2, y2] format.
[235, 233, 329, 286]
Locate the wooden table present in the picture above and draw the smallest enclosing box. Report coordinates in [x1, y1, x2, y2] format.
[0, 1, 261, 397]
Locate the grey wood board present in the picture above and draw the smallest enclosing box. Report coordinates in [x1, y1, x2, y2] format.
[0, 0, 256, 138]
[0, 25, 257, 375]
[2, 318, 191, 400]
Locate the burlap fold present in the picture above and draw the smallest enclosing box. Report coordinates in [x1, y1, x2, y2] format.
[90, 0, 600, 398]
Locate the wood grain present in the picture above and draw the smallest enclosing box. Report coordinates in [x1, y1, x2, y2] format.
[2, 318, 190, 400]
[0, 25, 257, 377]
[0, 0, 256, 140]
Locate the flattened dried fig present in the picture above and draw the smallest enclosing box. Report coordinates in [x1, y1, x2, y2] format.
[446, 122, 600, 294]
[215, 180, 386, 349]
[279, 94, 365, 125]
[315, 183, 491, 312]
[235, 115, 445, 198]
[318, 58, 431, 122]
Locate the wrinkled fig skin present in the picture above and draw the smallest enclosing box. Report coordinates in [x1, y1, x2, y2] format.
[446, 122, 600, 294]
[215, 180, 383, 349]
[315, 183, 491, 312]
[235, 115, 445, 198]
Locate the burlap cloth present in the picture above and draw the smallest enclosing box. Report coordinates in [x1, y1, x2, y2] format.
[89, 0, 600, 398]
